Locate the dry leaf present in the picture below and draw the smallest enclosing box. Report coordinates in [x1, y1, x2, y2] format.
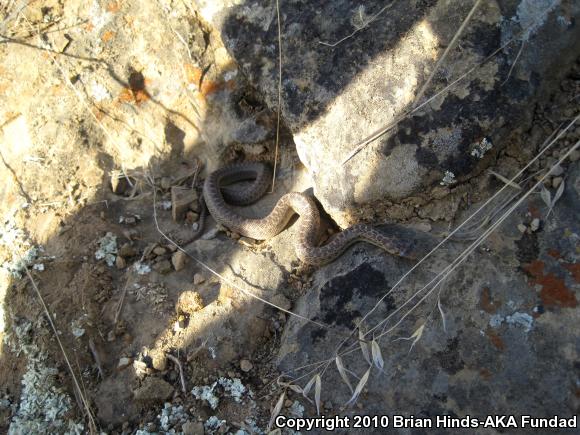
[302, 374, 316, 401]
[335, 356, 354, 393]
[371, 340, 384, 371]
[359, 330, 371, 365]
[344, 367, 371, 407]
[314, 374, 322, 416]
[267, 391, 285, 432]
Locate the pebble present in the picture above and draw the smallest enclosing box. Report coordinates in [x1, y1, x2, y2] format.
[118, 243, 137, 258]
[150, 349, 167, 371]
[240, 359, 253, 372]
[517, 224, 527, 233]
[115, 255, 126, 269]
[549, 164, 564, 177]
[552, 177, 563, 189]
[153, 260, 172, 274]
[182, 421, 204, 435]
[133, 377, 174, 401]
[171, 251, 187, 271]
[530, 218, 541, 232]
[176, 291, 204, 314]
[153, 246, 168, 256]
[117, 357, 132, 370]
[569, 150, 580, 162]
[193, 273, 205, 285]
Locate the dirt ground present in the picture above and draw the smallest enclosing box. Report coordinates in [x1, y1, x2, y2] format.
[0, 1, 579, 435]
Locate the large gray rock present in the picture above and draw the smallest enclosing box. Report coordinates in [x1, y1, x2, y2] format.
[193, 0, 580, 226]
[276, 163, 580, 430]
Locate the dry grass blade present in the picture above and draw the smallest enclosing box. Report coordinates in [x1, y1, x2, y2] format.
[270, 0, 283, 192]
[166, 354, 186, 393]
[302, 373, 317, 399]
[314, 374, 322, 415]
[359, 329, 371, 365]
[288, 384, 303, 394]
[371, 340, 384, 371]
[25, 269, 98, 433]
[437, 296, 447, 333]
[489, 170, 522, 190]
[344, 367, 371, 407]
[335, 356, 354, 394]
[267, 391, 285, 432]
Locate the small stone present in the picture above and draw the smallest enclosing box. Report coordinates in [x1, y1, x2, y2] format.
[107, 330, 116, 342]
[517, 224, 527, 234]
[153, 260, 172, 274]
[176, 291, 204, 314]
[193, 273, 205, 285]
[133, 377, 174, 401]
[284, 399, 293, 407]
[240, 359, 253, 372]
[182, 421, 204, 435]
[530, 218, 541, 232]
[115, 255, 126, 269]
[271, 293, 291, 311]
[186, 211, 199, 224]
[552, 177, 563, 189]
[150, 349, 167, 371]
[569, 150, 580, 162]
[172, 251, 187, 271]
[117, 357, 132, 370]
[153, 246, 167, 256]
[124, 216, 137, 225]
[160, 177, 172, 190]
[118, 243, 137, 258]
[549, 164, 564, 177]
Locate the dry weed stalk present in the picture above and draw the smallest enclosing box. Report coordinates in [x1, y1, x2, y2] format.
[25, 269, 98, 434]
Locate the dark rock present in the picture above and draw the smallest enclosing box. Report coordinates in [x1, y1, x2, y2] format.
[277, 164, 580, 427]
[133, 377, 174, 402]
[194, 0, 580, 226]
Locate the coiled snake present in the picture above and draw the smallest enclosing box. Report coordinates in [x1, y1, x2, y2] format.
[201, 162, 415, 266]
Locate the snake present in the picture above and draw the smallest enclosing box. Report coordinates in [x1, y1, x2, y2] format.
[201, 162, 416, 266]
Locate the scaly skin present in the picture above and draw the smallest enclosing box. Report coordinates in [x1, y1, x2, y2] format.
[203, 162, 416, 265]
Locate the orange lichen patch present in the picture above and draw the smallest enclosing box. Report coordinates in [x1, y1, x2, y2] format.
[106, 1, 120, 13]
[485, 329, 505, 351]
[200, 80, 223, 96]
[84, 22, 95, 32]
[133, 89, 149, 104]
[101, 30, 115, 43]
[564, 263, 580, 283]
[479, 287, 500, 314]
[524, 260, 577, 308]
[118, 88, 134, 103]
[547, 249, 561, 259]
[185, 64, 202, 85]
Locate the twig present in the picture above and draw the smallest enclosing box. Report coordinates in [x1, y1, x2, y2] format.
[501, 40, 525, 86]
[25, 268, 98, 433]
[270, 0, 283, 193]
[167, 354, 186, 393]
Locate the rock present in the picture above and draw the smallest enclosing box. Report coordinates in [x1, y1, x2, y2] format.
[115, 255, 126, 269]
[569, 150, 580, 162]
[153, 246, 168, 256]
[552, 177, 563, 189]
[172, 250, 188, 271]
[118, 243, 137, 258]
[196, 0, 580, 226]
[149, 349, 167, 371]
[160, 176, 172, 190]
[240, 359, 253, 372]
[186, 211, 199, 224]
[517, 224, 527, 233]
[193, 273, 205, 285]
[182, 421, 204, 435]
[530, 218, 540, 232]
[117, 357, 133, 370]
[270, 293, 291, 311]
[133, 377, 174, 401]
[172, 186, 197, 222]
[176, 291, 204, 314]
[153, 260, 172, 274]
[277, 165, 580, 426]
[550, 164, 564, 177]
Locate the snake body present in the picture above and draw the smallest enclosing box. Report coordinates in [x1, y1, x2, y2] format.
[203, 162, 415, 266]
